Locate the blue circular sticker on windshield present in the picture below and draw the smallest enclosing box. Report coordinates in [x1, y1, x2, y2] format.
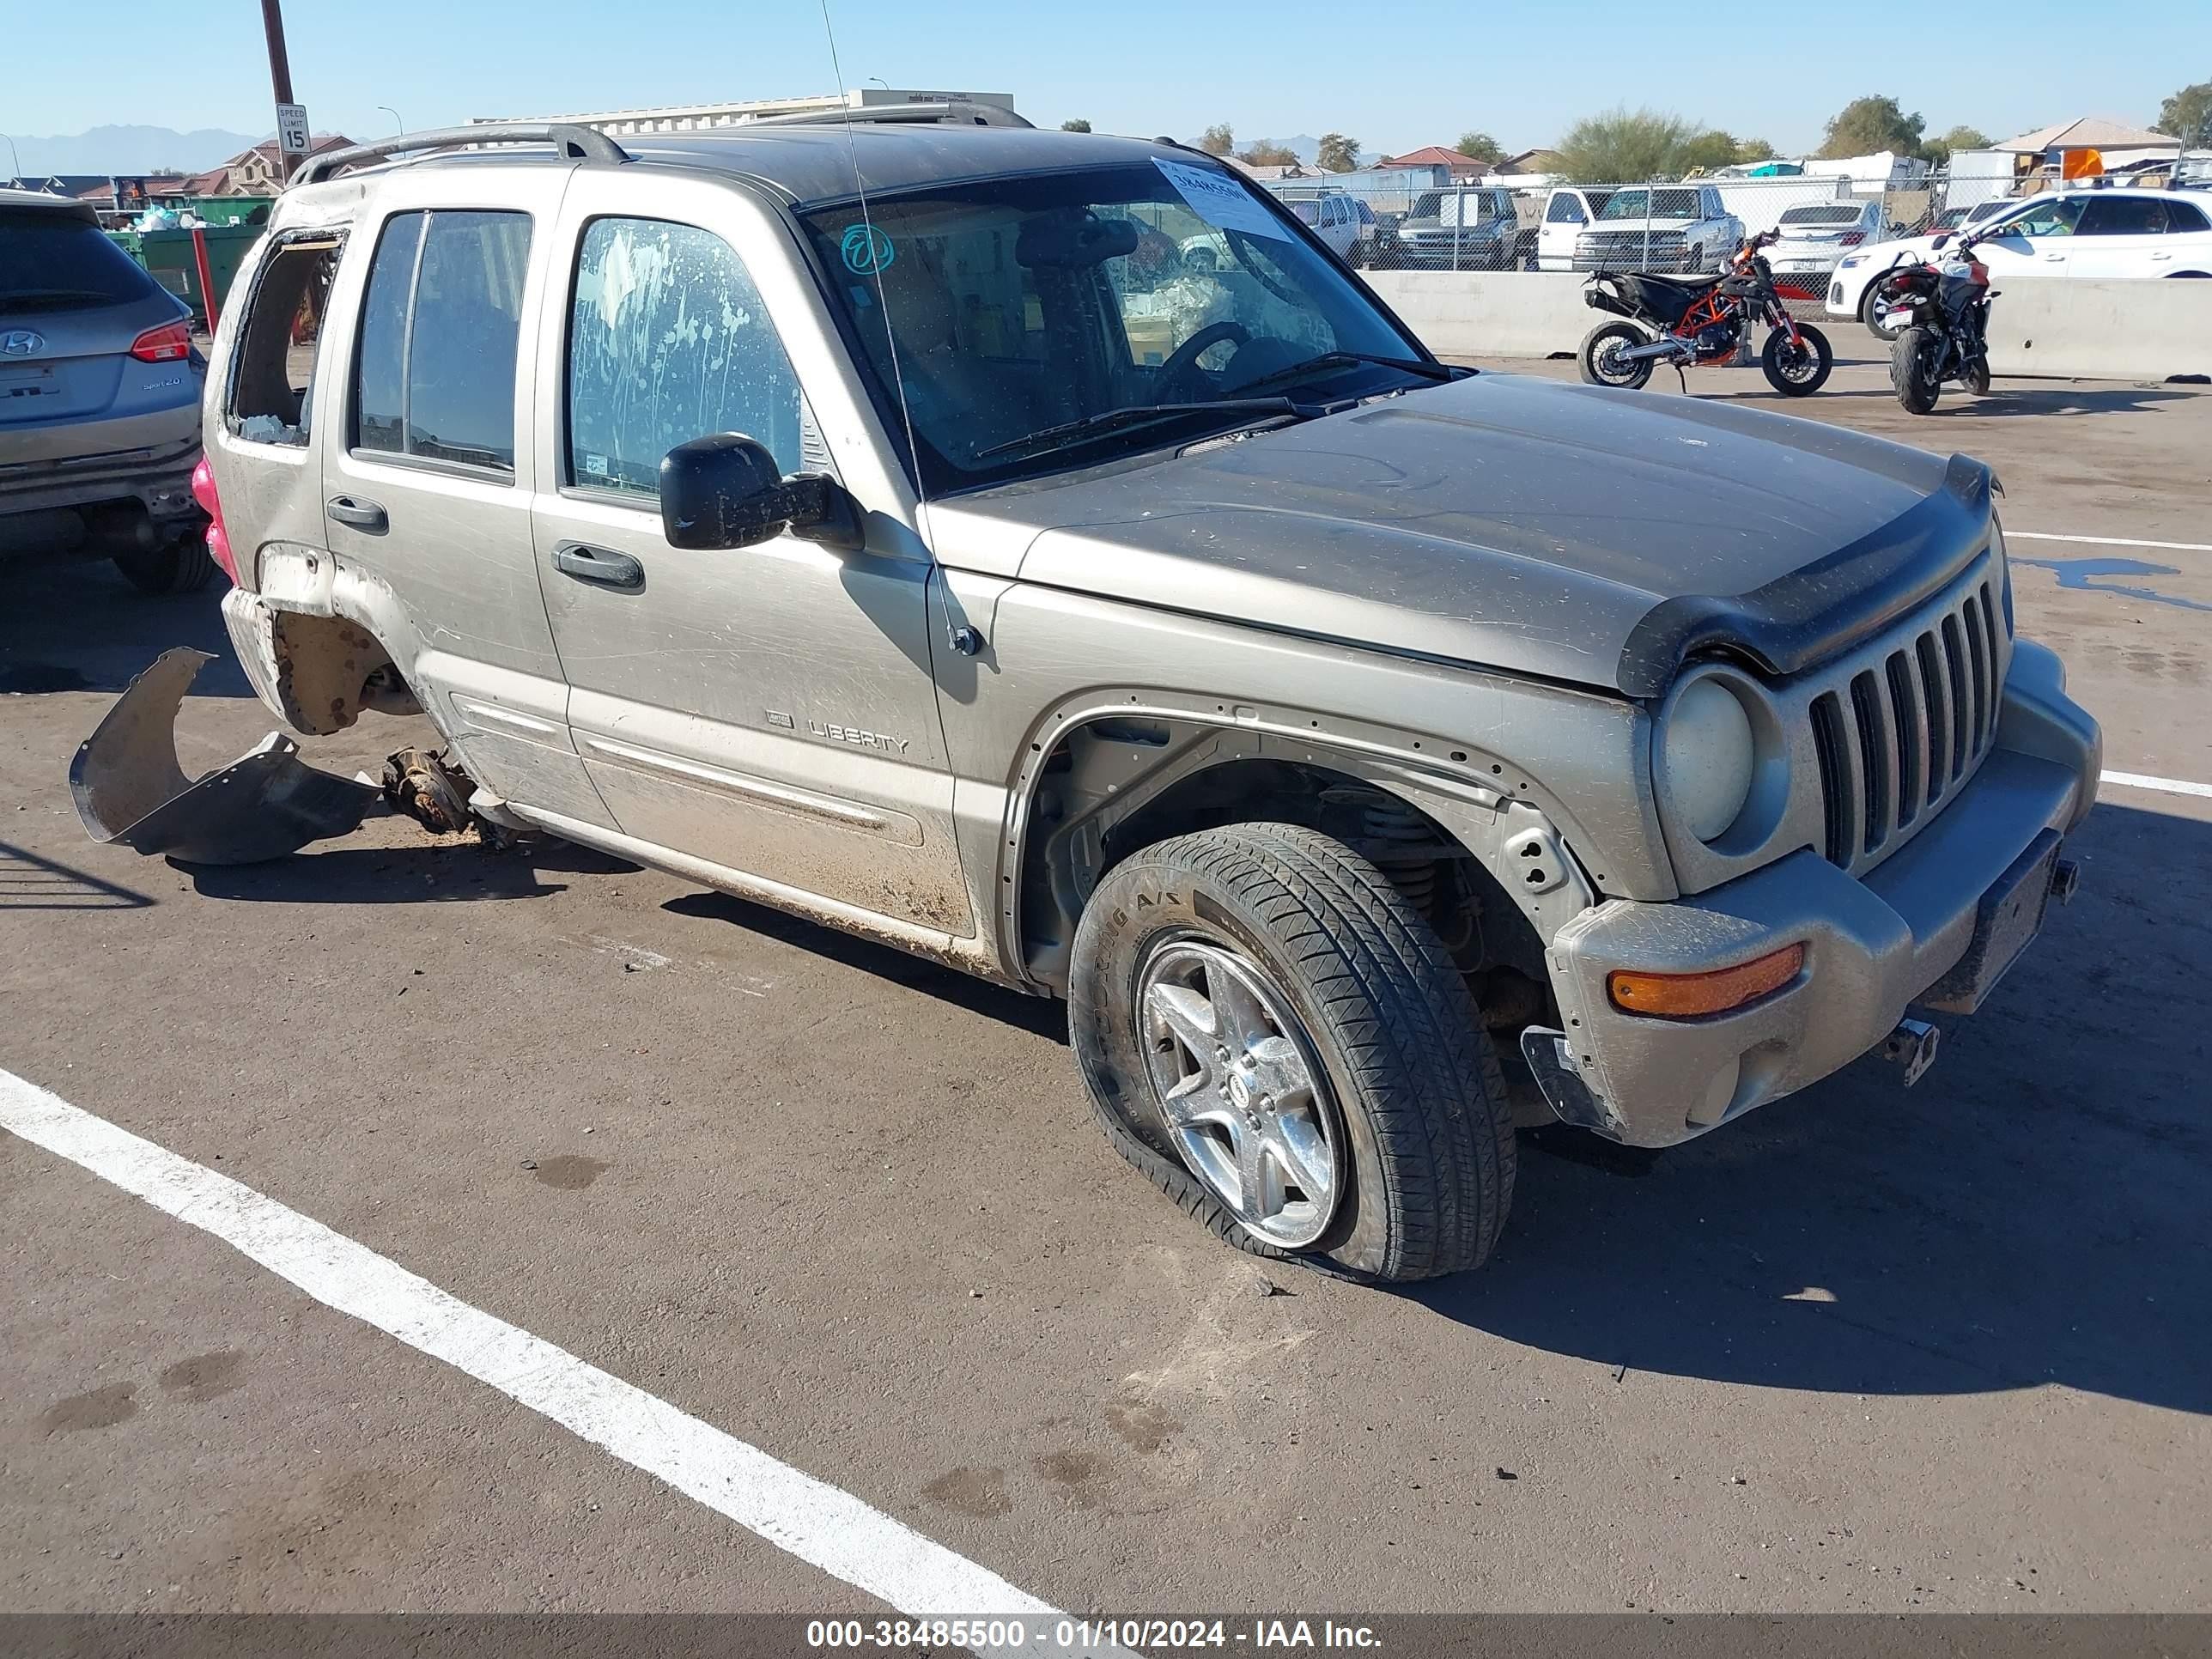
[841, 223, 895, 276]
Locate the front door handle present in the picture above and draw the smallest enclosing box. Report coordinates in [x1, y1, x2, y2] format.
[326, 495, 387, 533]
[552, 542, 645, 590]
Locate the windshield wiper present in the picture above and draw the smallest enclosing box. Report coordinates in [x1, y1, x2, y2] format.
[1228, 349, 1462, 395]
[974, 398, 1310, 463]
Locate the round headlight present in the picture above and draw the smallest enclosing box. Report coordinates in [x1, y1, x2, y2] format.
[1664, 678, 1756, 842]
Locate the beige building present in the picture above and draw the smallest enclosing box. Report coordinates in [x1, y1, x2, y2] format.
[179, 136, 355, 197]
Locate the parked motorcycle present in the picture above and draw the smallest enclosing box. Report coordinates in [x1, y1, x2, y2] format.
[1873, 236, 1996, 414]
[1577, 228, 1833, 396]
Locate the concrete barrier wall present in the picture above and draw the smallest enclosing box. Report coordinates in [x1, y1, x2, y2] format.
[1984, 279, 2212, 381]
[1364, 270, 2212, 382]
[1364, 271, 1591, 362]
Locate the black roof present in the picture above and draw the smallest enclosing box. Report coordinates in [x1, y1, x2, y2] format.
[614, 125, 1187, 207]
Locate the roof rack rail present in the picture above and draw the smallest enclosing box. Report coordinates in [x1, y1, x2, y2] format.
[747, 100, 1034, 131]
[294, 123, 630, 186]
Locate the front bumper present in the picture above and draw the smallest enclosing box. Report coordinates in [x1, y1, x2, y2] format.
[1532, 640, 2100, 1148]
[1574, 246, 1698, 273]
[1395, 240, 1510, 268]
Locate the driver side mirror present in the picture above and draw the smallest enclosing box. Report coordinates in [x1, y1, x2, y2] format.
[659, 434, 860, 553]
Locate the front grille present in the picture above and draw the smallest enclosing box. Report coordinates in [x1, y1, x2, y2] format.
[1808, 574, 2008, 872]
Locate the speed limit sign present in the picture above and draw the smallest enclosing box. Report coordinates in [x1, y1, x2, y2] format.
[276, 102, 310, 155]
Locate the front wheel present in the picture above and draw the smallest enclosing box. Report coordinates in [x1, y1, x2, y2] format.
[1891, 325, 1942, 413]
[1578, 321, 1655, 389]
[1963, 354, 1991, 396]
[1761, 322, 1833, 395]
[1068, 823, 1514, 1283]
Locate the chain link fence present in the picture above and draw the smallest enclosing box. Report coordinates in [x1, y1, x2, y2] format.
[1261, 167, 2209, 283]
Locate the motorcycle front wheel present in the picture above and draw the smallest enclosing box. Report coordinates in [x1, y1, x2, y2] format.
[1963, 355, 1992, 396]
[1762, 323, 1833, 395]
[1579, 322, 1655, 390]
[1891, 326, 1942, 414]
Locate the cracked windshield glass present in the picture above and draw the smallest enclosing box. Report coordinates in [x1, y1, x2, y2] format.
[799, 161, 1427, 491]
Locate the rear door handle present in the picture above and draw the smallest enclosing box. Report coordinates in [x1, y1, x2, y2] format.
[326, 495, 387, 533]
[552, 542, 645, 590]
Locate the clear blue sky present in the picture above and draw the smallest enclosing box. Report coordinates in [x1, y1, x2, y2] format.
[6, 0, 2207, 158]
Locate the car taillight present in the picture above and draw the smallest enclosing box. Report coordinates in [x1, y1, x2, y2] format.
[1838, 231, 1864, 246]
[191, 453, 239, 586]
[130, 319, 194, 363]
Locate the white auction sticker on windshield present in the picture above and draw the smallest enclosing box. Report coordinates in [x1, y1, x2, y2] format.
[1153, 158, 1291, 241]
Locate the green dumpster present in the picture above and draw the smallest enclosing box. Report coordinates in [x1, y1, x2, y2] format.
[127, 222, 265, 327]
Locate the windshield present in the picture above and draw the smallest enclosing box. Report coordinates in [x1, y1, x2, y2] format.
[799, 162, 1431, 494]
[1599, 188, 1701, 221]
[1290, 201, 1320, 224]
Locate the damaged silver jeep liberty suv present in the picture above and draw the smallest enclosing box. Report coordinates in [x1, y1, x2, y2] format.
[198, 112, 2099, 1281]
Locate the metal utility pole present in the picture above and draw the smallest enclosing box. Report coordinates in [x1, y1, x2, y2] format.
[260, 0, 308, 182]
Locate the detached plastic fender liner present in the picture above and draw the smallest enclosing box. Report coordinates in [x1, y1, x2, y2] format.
[70, 647, 379, 866]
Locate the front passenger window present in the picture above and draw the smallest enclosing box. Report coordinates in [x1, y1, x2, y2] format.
[565, 217, 807, 499]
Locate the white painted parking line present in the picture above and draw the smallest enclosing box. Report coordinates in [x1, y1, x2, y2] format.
[2101, 770, 2212, 800]
[2012, 532, 2212, 554]
[0, 1067, 1104, 1644]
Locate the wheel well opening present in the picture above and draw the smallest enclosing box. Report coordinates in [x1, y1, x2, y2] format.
[1020, 743, 1552, 1033]
[269, 610, 417, 734]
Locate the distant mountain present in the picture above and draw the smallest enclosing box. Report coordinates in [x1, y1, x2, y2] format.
[9, 125, 260, 178]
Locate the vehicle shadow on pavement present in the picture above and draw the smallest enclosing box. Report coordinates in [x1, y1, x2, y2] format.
[179, 842, 565, 902]
[0, 560, 251, 696]
[1811, 385, 2199, 417]
[1418, 799, 2212, 1417]
[662, 890, 1073, 1042]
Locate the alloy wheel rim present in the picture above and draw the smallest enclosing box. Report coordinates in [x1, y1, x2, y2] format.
[1134, 940, 1340, 1249]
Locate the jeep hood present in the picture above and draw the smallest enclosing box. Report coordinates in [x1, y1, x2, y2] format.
[933, 372, 1995, 697]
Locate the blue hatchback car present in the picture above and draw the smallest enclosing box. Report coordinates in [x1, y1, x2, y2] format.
[1, 186, 210, 592]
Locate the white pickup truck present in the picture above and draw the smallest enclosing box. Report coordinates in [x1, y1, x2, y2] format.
[1573, 185, 1744, 275]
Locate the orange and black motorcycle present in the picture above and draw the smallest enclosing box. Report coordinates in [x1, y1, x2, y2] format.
[1577, 228, 1833, 395]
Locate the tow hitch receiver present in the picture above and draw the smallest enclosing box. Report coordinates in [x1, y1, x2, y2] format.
[1881, 1018, 1941, 1087]
[70, 647, 380, 865]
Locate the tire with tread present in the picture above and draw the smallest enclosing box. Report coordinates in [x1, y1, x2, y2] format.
[1069, 822, 1514, 1283]
[1761, 322, 1833, 395]
[1891, 325, 1941, 413]
[113, 532, 217, 596]
[1579, 321, 1655, 389]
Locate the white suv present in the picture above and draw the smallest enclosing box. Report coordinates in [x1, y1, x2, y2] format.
[1828, 188, 2212, 334]
[1285, 192, 1362, 263]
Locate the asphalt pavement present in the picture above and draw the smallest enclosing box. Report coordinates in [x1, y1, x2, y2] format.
[3, 352, 2207, 1622]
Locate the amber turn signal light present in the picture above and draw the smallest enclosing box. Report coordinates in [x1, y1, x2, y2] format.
[1607, 943, 1805, 1019]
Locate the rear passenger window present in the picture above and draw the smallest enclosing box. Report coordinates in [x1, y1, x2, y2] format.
[228, 235, 343, 447]
[564, 217, 807, 499]
[350, 209, 532, 473]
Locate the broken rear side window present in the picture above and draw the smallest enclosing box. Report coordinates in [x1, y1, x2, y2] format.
[227, 235, 343, 447]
